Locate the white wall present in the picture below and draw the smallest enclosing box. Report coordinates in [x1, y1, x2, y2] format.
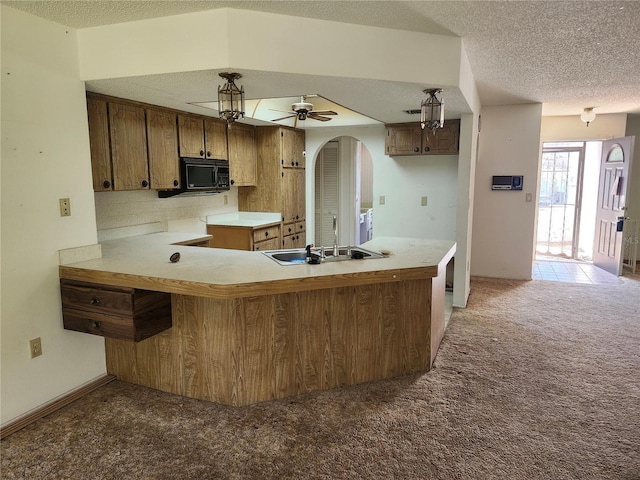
[471, 104, 543, 280]
[624, 115, 640, 222]
[1, 7, 106, 425]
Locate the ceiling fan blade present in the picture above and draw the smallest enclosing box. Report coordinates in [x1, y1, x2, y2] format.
[311, 110, 338, 116]
[308, 113, 333, 122]
[269, 108, 295, 115]
[271, 114, 296, 122]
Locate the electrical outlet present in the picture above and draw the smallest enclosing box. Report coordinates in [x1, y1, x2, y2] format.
[30, 337, 43, 358]
[224, 195, 228, 205]
[59, 198, 71, 217]
[421, 196, 428, 206]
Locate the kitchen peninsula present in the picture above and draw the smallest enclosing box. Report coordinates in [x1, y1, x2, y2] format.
[59, 233, 455, 406]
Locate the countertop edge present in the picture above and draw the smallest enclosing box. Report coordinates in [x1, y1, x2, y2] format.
[59, 264, 440, 299]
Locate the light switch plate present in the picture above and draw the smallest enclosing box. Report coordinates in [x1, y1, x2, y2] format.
[379, 195, 386, 205]
[421, 196, 428, 206]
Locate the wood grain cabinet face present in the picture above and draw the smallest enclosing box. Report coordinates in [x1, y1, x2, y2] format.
[385, 119, 460, 156]
[281, 128, 306, 168]
[178, 114, 229, 160]
[60, 279, 171, 342]
[109, 102, 150, 190]
[86, 96, 113, 191]
[146, 108, 180, 190]
[227, 123, 256, 186]
[207, 224, 281, 251]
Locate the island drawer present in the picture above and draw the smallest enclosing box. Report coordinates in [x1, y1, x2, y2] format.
[60, 279, 172, 342]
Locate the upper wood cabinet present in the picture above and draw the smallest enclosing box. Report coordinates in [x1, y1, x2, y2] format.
[227, 123, 257, 186]
[146, 108, 180, 190]
[86, 96, 113, 191]
[385, 119, 460, 156]
[281, 128, 306, 168]
[109, 102, 150, 190]
[177, 114, 228, 160]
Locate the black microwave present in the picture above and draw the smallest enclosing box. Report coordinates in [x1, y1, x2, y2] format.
[159, 158, 230, 198]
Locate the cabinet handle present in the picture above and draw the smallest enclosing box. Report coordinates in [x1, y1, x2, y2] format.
[265, 231, 269, 237]
[141, 179, 149, 187]
[424, 146, 430, 152]
[295, 161, 299, 166]
[413, 146, 420, 153]
[295, 215, 299, 220]
[92, 321, 101, 329]
[230, 179, 235, 185]
[288, 227, 292, 233]
[173, 179, 179, 187]
[90, 297, 100, 306]
[102, 180, 111, 189]
[207, 151, 212, 157]
[291, 161, 295, 166]
[199, 150, 205, 157]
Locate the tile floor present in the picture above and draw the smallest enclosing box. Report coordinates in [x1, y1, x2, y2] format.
[532, 258, 623, 285]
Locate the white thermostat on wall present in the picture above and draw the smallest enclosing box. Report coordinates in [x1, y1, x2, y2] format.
[492, 175, 523, 191]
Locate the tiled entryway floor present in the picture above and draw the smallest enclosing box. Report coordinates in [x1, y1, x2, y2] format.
[533, 258, 623, 285]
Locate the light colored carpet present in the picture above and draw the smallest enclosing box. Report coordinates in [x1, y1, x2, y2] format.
[2, 275, 639, 479]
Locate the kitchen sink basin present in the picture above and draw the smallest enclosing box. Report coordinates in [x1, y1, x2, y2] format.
[263, 246, 384, 266]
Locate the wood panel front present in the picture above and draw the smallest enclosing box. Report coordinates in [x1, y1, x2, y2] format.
[105, 277, 437, 406]
[109, 102, 149, 190]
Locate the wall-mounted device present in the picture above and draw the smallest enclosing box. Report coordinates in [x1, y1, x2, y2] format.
[492, 175, 523, 191]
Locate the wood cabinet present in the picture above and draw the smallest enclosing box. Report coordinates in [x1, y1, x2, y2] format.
[109, 102, 150, 190]
[227, 123, 257, 186]
[281, 128, 306, 168]
[385, 119, 460, 156]
[238, 126, 306, 248]
[177, 114, 228, 160]
[146, 108, 180, 190]
[86, 96, 113, 191]
[207, 223, 281, 251]
[60, 279, 171, 342]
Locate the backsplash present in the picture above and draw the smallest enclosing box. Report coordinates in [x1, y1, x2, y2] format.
[95, 189, 238, 241]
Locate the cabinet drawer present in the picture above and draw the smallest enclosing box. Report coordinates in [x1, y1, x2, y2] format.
[253, 237, 281, 251]
[295, 221, 306, 234]
[253, 225, 280, 243]
[60, 280, 172, 342]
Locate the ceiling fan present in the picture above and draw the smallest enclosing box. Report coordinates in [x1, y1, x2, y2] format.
[271, 95, 338, 123]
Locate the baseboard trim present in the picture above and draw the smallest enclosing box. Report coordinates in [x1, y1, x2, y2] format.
[0, 374, 116, 439]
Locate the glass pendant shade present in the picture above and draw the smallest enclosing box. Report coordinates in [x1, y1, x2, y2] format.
[580, 107, 596, 126]
[420, 89, 444, 132]
[218, 72, 245, 124]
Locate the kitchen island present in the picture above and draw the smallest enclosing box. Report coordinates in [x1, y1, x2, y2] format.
[59, 234, 455, 406]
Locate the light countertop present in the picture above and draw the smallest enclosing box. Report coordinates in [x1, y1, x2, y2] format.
[206, 212, 281, 227]
[59, 233, 455, 299]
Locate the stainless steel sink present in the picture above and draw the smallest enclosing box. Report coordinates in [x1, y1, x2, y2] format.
[262, 246, 384, 266]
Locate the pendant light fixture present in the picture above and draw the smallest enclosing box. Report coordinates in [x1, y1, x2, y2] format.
[218, 72, 245, 124]
[580, 107, 596, 127]
[420, 88, 444, 132]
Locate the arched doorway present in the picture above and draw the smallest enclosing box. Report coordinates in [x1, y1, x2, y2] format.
[313, 136, 373, 248]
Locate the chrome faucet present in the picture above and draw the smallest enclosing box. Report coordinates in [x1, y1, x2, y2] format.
[332, 216, 339, 257]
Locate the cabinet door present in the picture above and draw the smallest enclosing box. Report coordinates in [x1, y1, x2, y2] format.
[177, 114, 205, 158]
[423, 119, 460, 154]
[109, 102, 149, 190]
[281, 128, 305, 168]
[385, 124, 422, 156]
[146, 108, 180, 190]
[228, 123, 256, 186]
[282, 168, 305, 223]
[86, 96, 113, 191]
[204, 118, 228, 160]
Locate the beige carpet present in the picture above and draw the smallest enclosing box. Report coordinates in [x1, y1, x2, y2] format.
[2, 275, 639, 479]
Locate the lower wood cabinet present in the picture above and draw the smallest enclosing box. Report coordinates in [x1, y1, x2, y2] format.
[60, 279, 171, 342]
[207, 223, 282, 251]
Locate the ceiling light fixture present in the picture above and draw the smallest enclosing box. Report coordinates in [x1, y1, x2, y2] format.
[420, 88, 444, 132]
[218, 72, 245, 124]
[580, 107, 596, 127]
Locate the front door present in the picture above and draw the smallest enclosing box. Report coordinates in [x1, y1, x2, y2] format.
[593, 137, 635, 275]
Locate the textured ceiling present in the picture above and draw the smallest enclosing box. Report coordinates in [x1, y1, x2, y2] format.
[4, 0, 640, 121]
